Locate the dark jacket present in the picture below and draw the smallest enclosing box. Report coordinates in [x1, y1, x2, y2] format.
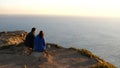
[25, 32, 35, 48]
[34, 35, 45, 52]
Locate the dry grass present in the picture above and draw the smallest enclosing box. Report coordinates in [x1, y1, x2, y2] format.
[90, 62, 116, 68]
[69, 47, 116, 68]
[69, 47, 98, 58]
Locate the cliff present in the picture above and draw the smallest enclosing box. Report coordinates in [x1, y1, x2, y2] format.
[0, 30, 27, 47]
[0, 31, 116, 68]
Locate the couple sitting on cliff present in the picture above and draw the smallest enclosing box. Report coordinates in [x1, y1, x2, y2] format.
[24, 27, 48, 60]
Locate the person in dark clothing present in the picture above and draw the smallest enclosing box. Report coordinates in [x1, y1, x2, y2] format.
[25, 27, 36, 49]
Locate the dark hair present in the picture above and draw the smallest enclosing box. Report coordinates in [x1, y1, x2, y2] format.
[39, 30, 44, 38]
[31, 27, 36, 32]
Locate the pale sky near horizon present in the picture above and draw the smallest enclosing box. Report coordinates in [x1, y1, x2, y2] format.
[0, 0, 120, 18]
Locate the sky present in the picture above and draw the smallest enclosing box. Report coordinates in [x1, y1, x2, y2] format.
[0, 0, 120, 18]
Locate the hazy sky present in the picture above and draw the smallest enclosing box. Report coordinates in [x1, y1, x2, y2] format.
[0, 0, 120, 17]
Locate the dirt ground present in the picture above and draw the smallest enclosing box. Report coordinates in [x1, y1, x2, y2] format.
[0, 44, 99, 68]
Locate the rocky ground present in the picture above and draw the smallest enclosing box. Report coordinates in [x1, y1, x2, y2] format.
[0, 43, 116, 68]
[0, 31, 116, 68]
[0, 43, 99, 68]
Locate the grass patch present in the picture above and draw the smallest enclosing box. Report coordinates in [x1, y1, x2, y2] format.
[69, 47, 116, 68]
[69, 47, 104, 61]
[78, 49, 94, 58]
[69, 47, 79, 51]
[69, 47, 97, 58]
[78, 49, 98, 58]
[90, 62, 116, 68]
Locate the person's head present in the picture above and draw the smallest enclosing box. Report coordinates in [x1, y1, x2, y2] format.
[31, 27, 36, 34]
[39, 30, 44, 38]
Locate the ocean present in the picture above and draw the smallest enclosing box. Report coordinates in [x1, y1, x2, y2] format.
[0, 15, 120, 67]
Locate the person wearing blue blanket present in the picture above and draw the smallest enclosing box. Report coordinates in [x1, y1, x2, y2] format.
[33, 30, 46, 60]
[34, 30, 46, 52]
